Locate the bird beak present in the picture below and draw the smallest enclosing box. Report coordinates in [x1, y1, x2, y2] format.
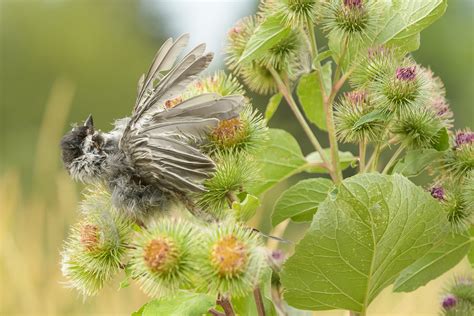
[84, 114, 94, 133]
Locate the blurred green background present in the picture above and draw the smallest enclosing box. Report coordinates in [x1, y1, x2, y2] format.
[0, 0, 472, 315]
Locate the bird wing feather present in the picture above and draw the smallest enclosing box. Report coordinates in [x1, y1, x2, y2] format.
[120, 35, 244, 194]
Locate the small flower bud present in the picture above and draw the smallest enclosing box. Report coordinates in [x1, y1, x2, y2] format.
[196, 151, 258, 217]
[197, 221, 267, 297]
[260, 0, 320, 28]
[440, 275, 474, 314]
[206, 105, 267, 154]
[321, 0, 381, 42]
[129, 217, 200, 297]
[351, 46, 403, 87]
[61, 185, 133, 296]
[442, 129, 474, 179]
[391, 107, 443, 149]
[335, 90, 385, 143]
[184, 71, 244, 98]
[432, 180, 473, 232]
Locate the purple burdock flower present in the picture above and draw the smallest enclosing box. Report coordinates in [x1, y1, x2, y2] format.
[368, 46, 390, 59]
[455, 131, 474, 147]
[430, 186, 445, 201]
[396, 66, 417, 81]
[344, 0, 362, 8]
[346, 90, 368, 105]
[432, 98, 449, 116]
[442, 294, 457, 310]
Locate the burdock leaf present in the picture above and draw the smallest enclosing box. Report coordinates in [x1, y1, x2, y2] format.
[375, 0, 447, 51]
[133, 292, 215, 316]
[352, 110, 387, 130]
[393, 149, 444, 177]
[239, 14, 291, 64]
[393, 232, 471, 292]
[272, 178, 333, 227]
[265, 93, 282, 122]
[305, 150, 357, 174]
[281, 174, 448, 312]
[297, 72, 327, 131]
[249, 129, 306, 195]
[312, 50, 333, 67]
[232, 194, 260, 222]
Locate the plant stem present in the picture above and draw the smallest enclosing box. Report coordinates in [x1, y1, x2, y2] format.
[217, 295, 235, 316]
[359, 138, 366, 173]
[209, 308, 225, 316]
[323, 37, 352, 183]
[366, 143, 380, 172]
[226, 191, 239, 207]
[306, 18, 318, 62]
[382, 145, 405, 175]
[268, 67, 335, 181]
[253, 286, 266, 316]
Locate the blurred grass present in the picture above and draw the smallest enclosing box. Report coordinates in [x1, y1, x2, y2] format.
[0, 0, 473, 315]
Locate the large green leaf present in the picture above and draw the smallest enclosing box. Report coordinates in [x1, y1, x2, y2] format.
[132, 292, 214, 316]
[375, 0, 447, 50]
[281, 173, 448, 312]
[393, 232, 471, 292]
[249, 129, 306, 195]
[297, 72, 327, 131]
[272, 178, 333, 227]
[393, 148, 444, 177]
[238, 14, 291, 64]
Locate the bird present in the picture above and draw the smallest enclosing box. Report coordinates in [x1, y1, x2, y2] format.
[60, 34, 245, 219]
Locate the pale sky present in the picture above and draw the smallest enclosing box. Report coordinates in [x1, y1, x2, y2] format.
[140, 0, 256, 70]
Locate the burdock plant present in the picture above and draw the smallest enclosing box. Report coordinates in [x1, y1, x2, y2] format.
[60, 1, 473, 315]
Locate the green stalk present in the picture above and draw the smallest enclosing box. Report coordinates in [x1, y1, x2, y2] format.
[382, 145, 405, 175]
[306, 18, 318, 61]
[268, 67, 334, 180]
[323, 38, 350, 183]
[359, 138, 366, 173]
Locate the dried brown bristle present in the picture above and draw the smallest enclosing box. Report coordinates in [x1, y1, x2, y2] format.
[143, 238, 179, 273]
[211, 235, 248, 277]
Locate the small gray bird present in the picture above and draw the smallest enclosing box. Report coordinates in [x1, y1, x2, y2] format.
[60, 34, 244, 218]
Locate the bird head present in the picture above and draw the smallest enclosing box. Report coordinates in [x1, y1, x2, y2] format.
[60, 114, 107, 182]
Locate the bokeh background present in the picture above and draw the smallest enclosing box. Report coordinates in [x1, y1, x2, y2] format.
[0, 0, 473, 315]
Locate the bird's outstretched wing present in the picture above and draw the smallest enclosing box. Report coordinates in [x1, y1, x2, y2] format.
[120, 34, 244, 193]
